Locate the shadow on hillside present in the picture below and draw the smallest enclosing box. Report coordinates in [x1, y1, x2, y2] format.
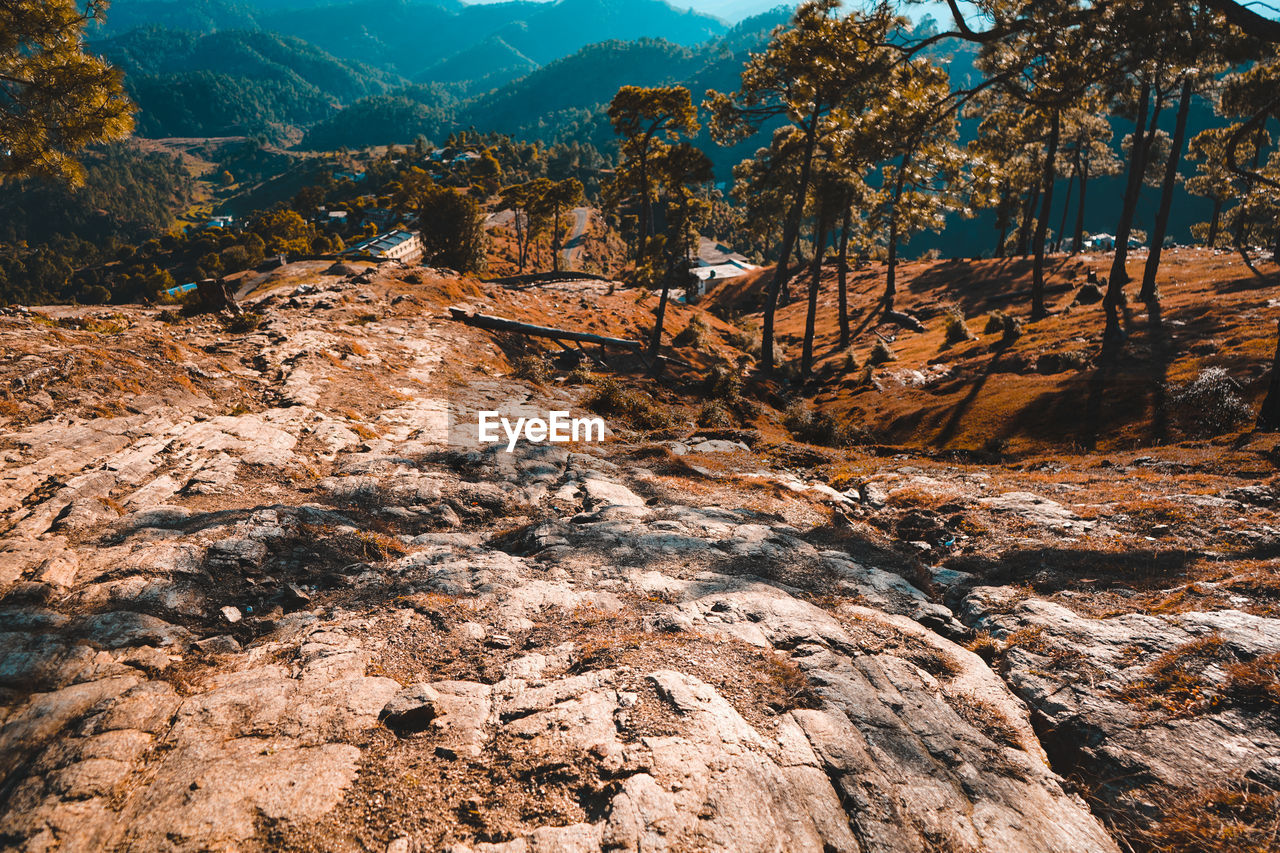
[935, 348, 1010, 446]
[902, 257, 1084, 312]
[1218, 269, 1280, 293]
[948, 545, 1203, 594]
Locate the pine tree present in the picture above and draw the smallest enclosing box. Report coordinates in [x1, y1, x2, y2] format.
[1, 0, 135, 184]
[706, 0, 899, 373]
[606, 86, 699, 262]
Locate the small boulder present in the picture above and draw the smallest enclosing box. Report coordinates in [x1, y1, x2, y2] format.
[380, 684, 442, 732]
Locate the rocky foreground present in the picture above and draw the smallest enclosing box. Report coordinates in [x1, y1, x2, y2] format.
[1, 264, 1278, 852]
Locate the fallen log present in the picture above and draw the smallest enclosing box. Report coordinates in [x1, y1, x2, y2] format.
[448, 307, 644, 352]
[884, 310, 926, 333]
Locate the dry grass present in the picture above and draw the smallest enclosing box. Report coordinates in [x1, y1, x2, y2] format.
[754, 653, 819, 711]
[948, 693, 1022, 749]
[1224, 652, 1280, 709]
[1124, 783, 1280, 853]
[1121, 635, 1231, 716]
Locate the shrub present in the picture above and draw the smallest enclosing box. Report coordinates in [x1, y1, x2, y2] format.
[703, 364, 742, 402]
[673, 315, 709, 349]
[701, 364, 758, 423]
[697, 401, 733, 429]
[567, 362, 595, 386]
[843, 349, 859, 372]
[869, 338, 897, 365]
[783, 401, 865, 447]
[222, 312, 263, 334]
[725, 316, 761, 357]
[986, 310, 1023, 344]
[585, 379, 671, 430]
[943, 309, 977, 346]
[512, 354, 552, 384]
[1171, 367, 1252, 436]
[1001, 314, 1023, 344]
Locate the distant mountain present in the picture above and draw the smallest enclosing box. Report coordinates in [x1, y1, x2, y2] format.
[416, 34, 538, 91]
[458, 38, 700, 132]
[100, 0, 728, 80]
[96, 28, 403, 139]
[294, 9, 789, 155]
[672, 0, 793, 23]
[299, 87, 458, 149]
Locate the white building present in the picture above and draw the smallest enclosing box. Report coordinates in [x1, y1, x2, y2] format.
[687, 237, 760, 297]
[346, 230, 423, 262]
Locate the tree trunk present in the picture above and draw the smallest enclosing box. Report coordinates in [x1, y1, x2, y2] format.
[1104, 76, 1153, 354]
[1055, 154, 1075, 254]
[885, 151, 911, 314]
[638, 152, 651, 260]
[801, 202, 831, 379]
[837, 200, 852, 349]
[1140, 76, 1193, 304]
[1207, 199, 1222, 247]
[1016, 179, 1040, 257]
[552, 203, 563, 273]
[1108, 77, 1154, 291]
[761, 107, 821, 374]
[1032, 108, 1061, 320]
[649, 281, 671, 364]
[1233, 125, 1268, 263]
[1073, 155, 1088, 255]
[995, 202, 1009, 258]
[1258, 321, 1280, 431]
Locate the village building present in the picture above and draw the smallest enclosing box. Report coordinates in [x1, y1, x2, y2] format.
[687, 237, 760, 298]
[345, 229, 423, 262]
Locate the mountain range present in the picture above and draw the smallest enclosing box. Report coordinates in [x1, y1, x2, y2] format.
[90, 0, 794, 148]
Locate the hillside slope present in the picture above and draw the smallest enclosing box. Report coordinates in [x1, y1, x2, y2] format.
[1, 263, 1278, 851]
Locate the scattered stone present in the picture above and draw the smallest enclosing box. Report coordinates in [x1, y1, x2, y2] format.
[195, 635, 242, 655]
[978, 491, 1094, 533]
[380, 684, 442, 732]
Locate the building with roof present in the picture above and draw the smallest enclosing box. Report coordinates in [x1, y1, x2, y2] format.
[344, 230, 423, 262]
[687, 237, 760, 297]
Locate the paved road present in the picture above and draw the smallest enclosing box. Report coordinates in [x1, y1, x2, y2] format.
[562, 207, 591, 269]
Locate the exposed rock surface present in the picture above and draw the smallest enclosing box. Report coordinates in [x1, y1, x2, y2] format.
[1, 270, 1267, 851]
[960, 588, 1280, 824]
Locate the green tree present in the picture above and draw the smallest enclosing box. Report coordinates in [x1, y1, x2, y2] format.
[417, 184, 486, 273]
[531, 178, 583, 274]
[497, 179, 553, 273]
[1056, 110, 1121, 254]
[1218, 57, 1280, 261]
[606, 85, 699, 260]
[248, 209, 312, 256]
[1, 0, 135, 183]
[648, 142, 713, 365]
[1186, 126, 1252, 248]
[707, 0, 899, 372]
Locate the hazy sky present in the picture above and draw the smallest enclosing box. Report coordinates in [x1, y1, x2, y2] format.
[457, 0, 981, 26]
[460, 0, 1278, 27]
